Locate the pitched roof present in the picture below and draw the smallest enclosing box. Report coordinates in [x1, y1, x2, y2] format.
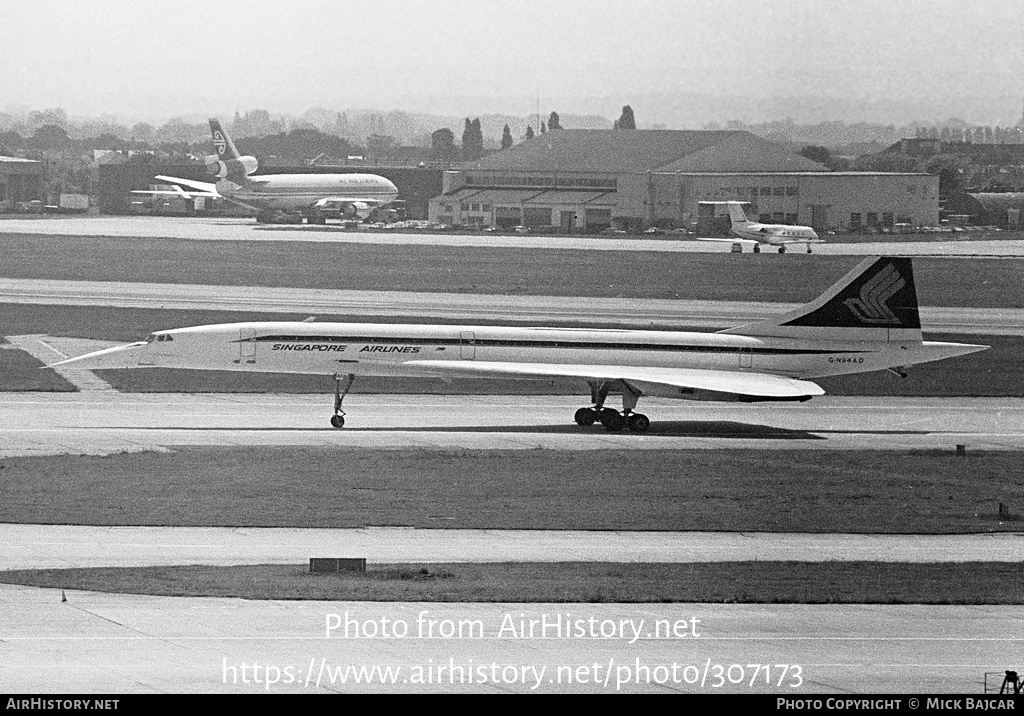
[465, 130, 828, 174]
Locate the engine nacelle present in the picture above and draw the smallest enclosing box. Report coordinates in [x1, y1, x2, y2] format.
[205, 155, 258, 180]
[346, 201, 372, 220]
[314, 199, 375, 220]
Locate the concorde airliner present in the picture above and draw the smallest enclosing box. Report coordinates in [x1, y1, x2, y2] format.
[137, 119, 399, 224]
[53, 257, 986, 433]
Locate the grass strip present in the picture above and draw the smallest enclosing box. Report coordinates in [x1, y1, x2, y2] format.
[0, 234, 1020, 306]
[2, 562, 1022, 604]
[1, 448, 1021, 533]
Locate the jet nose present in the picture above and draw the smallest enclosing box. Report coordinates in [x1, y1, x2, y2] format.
[47, 342, 149, 371]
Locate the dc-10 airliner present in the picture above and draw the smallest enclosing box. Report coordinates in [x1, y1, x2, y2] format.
[53, 257, 987, 433]
[136, 119, 399, 225]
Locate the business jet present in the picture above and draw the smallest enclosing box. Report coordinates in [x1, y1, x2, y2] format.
[52, 257, 986, 433]
[698, 201, 824, 254]
[136, 119, 399, 224]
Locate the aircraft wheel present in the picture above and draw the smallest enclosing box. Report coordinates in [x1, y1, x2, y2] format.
[753, 245, 761, 254]
[807, 247, 813, 254]
[574, 408, 597, 427]
[330, 415, 346, 429]
[603, 412, 626, 432]
[599, 408, 619, 425]
[627, 414, 651, 433]
[778, 246, 787, 254]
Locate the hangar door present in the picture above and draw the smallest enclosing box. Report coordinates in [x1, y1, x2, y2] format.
[810, 205, 830, 231]
[495, 207, 522, 228]
[522, 207, 553, 228]
[584, 209, 612, 232]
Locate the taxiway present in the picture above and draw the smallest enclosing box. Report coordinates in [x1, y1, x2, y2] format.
[0, 393, 1021, 458]
[3, 524, 1023, 570]
[3, 584, 1019, 693]
[2, 216, 1023, 256]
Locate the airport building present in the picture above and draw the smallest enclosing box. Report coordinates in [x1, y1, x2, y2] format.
[945, 191, 1024, 228]
[429, 130, 940, 232]
[0, 155, 44, 210]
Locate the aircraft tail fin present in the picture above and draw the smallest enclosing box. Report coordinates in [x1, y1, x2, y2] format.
[725, 202, 751, 227]
[210, 119, 242, 161]
[206, 119, 258, 181]
[720, 256, 923, 342]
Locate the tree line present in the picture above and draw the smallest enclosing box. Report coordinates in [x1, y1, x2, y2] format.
[432, 110, 573, 162]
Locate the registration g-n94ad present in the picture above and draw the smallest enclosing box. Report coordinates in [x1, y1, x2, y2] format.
[53, 257, 988, 433]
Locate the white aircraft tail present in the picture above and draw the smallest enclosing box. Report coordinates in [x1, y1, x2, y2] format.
[725, 202, 751, 228]
[719, 256, 924, 342]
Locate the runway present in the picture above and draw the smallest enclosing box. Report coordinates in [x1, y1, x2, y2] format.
[0, 393, 1022, 458]
[3, 583, 1018, 693]
[1, 277, 1020, 334]
[3, 215, 1023, 256]
[3, 524, 1024, 570]
[3, 524, 1023, 694]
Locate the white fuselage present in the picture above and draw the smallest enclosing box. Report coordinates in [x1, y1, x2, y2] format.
[733, 222, 821, 246]
[96, 322, 974, 386]
[223, 174, 399, 212]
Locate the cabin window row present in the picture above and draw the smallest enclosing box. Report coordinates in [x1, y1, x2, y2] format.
[718, 187, 799, 197]
[850, 212, 897, 227]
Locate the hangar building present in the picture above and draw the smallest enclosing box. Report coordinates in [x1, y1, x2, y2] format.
[429, 130, 939, 233]
[0, 156, 43, 210]
[945, 191, 1024, 228]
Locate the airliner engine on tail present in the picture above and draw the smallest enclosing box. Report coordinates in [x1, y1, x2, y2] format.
[698, 201, 824, 254]
[136, 119, 399, 224]
[53, 258, 986, 433]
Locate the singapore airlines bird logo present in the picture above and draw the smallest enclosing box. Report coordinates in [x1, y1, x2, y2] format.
[844, 264, 905, 325]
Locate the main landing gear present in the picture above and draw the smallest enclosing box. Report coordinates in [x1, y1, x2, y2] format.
[574, 381, 651, 433]
[255, 210, 305, 225]
[331, 373, 355, 429]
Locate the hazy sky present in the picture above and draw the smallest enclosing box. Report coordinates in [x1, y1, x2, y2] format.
[2, 0, 1022, 123]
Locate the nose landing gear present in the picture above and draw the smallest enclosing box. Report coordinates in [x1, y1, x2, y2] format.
[331, 373, 355, 428]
